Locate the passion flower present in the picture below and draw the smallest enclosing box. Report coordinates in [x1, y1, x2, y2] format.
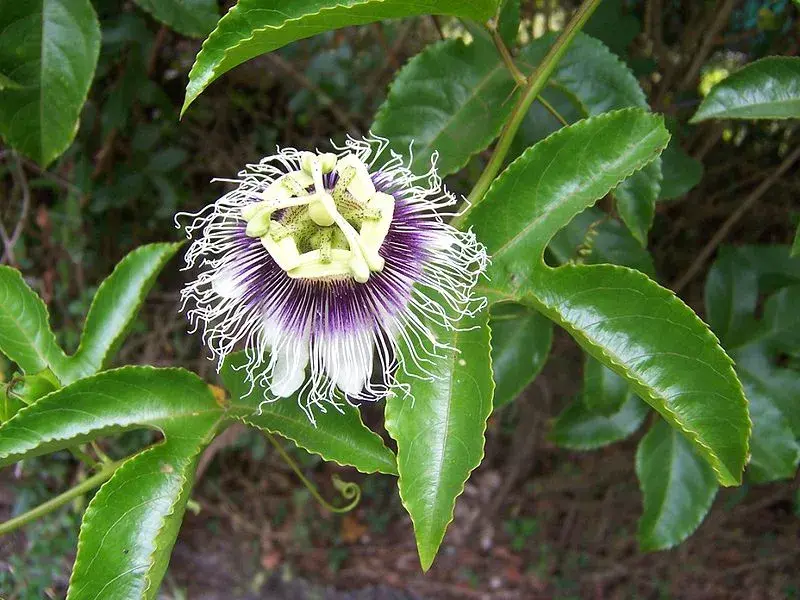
[177, 135, 487, 418]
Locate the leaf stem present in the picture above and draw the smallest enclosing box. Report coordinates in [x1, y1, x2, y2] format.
[536, 94, 569, 127]
[490, 25, 526, 86]
[457, 0, 602, 225]
[0, 459, 122, 537]
[265, 433, 360, 513]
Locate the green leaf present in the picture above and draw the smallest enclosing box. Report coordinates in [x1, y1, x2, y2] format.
[704, 246, 759, 347]
[691, 57, 800, 122]
[582, 356, 630, 416]
[658, 139, 704, 200]
[490, 303, 552, 409]
[582, 0, 640, 57]
[182, 0, 497, 114]
[0, 72, 22, 90]
[64, 243, 181, 383]
[518, 33, 660, 243]
[497, 0, 520, 47]
[636, 419, 718, 551]
[793, 224, 800, 258]
[548, 207, 656, 277]
[221, 352, 397, 476]
[385, 310, 493, 570]
[59, 369, 222, 600]
[737, 353, 800, 483]
[372, 36, 516, 177]
[466, 110, 750, 486]
[0, 266, 67, 377]
[0, 0, 101, 166]
[133, 0, 218, 38]
[550, 393, 648, 450]
[0, 367, 223, 467]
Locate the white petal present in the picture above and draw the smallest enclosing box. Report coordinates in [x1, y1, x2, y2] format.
[322, 330, 374, 396]
[211, 270, 241, 299]
[270, 337, 309, 398]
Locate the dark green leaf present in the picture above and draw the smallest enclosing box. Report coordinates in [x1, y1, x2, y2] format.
[551, 393, 647, 450]
[582, 356, 630, 416]
[490, 303, 552, 409]
[691, 57, 800, 122]
[64, 243, 181, 383]
[509, 85, 584, 163]
[372, 37, 516, 176]
[497, 0, 520, 47]
[385, 310, 493, 570]
[659, 139, 704, 200]
[133, 0, 218, 38]
[636, 419, 718, 551]
[613, 158, 660, 244]
[222, 352, 397, 475]
[548, 207, 656, 277]
[738, 356, 799, 483]
[0, 0, 101, 166]
[183, 0, 498, 114]
[793, 225, 800, 258]
[704, 246, 759, 347]
[0, 266, 67, 378]
[582, 0, 640, 57]
[465, 111, 750, 486]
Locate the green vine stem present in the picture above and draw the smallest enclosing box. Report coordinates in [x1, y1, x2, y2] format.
[266, 433, 361, 514]
[0, 459, 122, 536]
[455, 0, 603, 226]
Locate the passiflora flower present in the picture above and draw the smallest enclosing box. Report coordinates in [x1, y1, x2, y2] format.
[177, 135, 487, 418]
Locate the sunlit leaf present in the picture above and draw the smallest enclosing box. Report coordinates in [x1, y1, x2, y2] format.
[64, 243, 182, 383]
[0, 266, 67, 378]
[465, 110, 750, 486]
[183, 0, 498, 114]
[691, 57, 800, 122]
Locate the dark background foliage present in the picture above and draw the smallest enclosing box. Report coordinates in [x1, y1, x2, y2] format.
[1, 0, 798, 598]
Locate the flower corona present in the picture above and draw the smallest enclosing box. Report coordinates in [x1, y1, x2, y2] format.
[177, 136, 487, 419]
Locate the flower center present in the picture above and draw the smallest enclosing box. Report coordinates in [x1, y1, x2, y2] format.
[241, 152, 395, 283]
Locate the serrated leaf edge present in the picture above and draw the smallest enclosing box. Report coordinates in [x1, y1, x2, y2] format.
[385, 316, 494, 570]
[0, 366, 217, 466]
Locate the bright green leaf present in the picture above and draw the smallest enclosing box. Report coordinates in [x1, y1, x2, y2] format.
[372, 36, 516, 176]
[659, 139, 704, 200]
[0, 367, 223, 466]
[63, 243, 181, 383]
[548, 207, 656, 277]
[183, 0, 498, 114]
[0, 0, 101, 166]
[0, 266, 67, 378]
[518, 33, 660, 243]
[582, 356, 630, 416]
[465, 110, 750, 486]
[133, 0, 219, 38]
[691, 57, 800, 122]
[221, 352, 397, 475]
[490, 303, 552, 409]
[385, 310, 493, 570]
[551, 393, 647, 450]
[636, 419, 718, 551]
